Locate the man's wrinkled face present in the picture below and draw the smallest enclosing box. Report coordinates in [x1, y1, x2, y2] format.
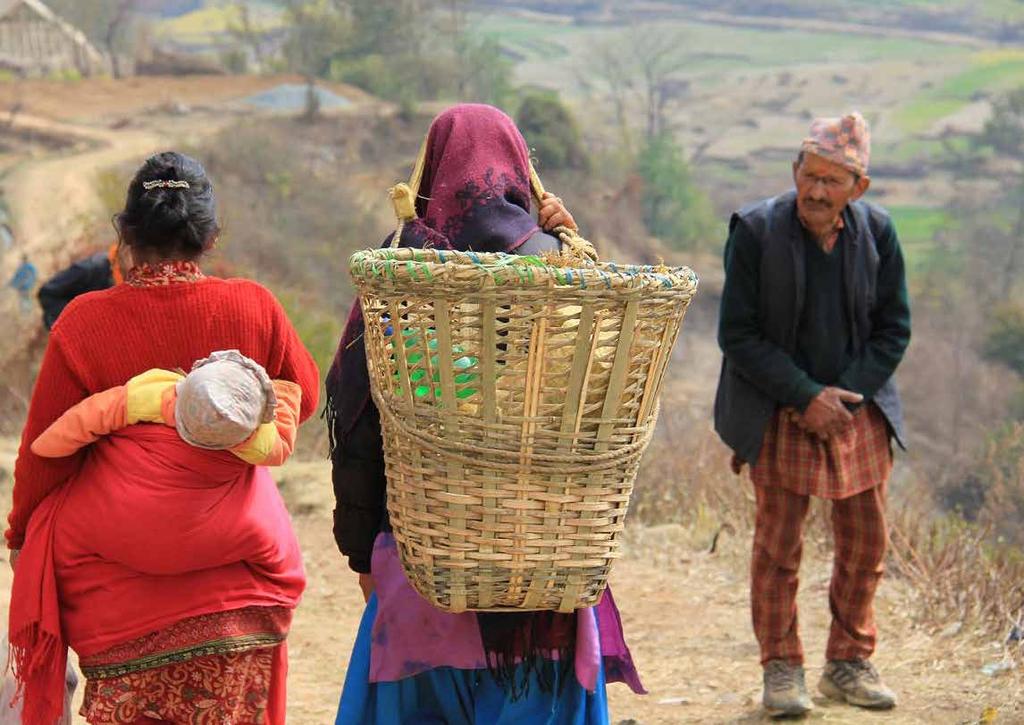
[792, 153, 870, 230]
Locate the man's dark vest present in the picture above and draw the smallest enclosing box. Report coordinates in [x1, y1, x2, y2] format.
[713, 190, 906, 464]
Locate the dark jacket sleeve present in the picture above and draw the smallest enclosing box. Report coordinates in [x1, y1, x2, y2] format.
[717, 219, 824, 410]
[331, 401, 387, 574]
[838, 220, 911, 399]
[514, 230, 561, 255]
[37, 254, 113, 331]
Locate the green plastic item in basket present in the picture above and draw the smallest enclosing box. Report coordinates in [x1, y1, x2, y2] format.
[386, 324, 479, 401]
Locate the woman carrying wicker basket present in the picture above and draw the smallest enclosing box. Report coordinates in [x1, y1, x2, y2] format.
[326, 104, 645, 723]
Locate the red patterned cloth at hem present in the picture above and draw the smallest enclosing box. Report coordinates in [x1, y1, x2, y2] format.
[81, 649, 274, 725]
[80, 607, 289, 724]
[750, 402, 892, 499]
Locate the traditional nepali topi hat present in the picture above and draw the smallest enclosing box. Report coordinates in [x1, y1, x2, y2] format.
[175, 349, 277, 450]
[800, 111, 870, 176]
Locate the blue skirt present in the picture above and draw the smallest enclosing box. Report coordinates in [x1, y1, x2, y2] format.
[336, 595, 610, 725]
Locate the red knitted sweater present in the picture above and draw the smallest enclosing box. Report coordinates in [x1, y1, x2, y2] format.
[7, 276, 320, 549]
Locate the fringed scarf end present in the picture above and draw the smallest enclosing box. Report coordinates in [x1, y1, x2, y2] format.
[484, 648, 575, 702]
[9, 622, 66, 725]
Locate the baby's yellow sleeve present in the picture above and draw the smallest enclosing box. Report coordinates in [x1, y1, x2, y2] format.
[230, 381, 302, 466]
[125, 369, 184, 425]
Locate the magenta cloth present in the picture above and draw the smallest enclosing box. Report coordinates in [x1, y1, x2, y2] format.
[410, 103, 540, 253]
[368, 534, 646, 695]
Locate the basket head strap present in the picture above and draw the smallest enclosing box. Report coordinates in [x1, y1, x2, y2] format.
[528, 163, 546, 207]
[388, 136, 430, 248]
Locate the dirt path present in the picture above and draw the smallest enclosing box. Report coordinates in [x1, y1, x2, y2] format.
[0, 75, 375, 378]
[0, 111, 210, 380]
[0, 112, 170, 389]
[2, 114, 161, 259]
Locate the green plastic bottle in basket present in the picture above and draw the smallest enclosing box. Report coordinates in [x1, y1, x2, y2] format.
[383, 316, 479, 402]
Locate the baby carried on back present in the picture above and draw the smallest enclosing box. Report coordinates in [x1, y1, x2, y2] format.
[10, 350, 306, 724]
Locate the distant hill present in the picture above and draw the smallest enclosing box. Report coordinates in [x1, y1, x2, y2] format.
[478, 0, 1024, 42]
[134, 0, 203, 18]
[152, 1, 284, 48]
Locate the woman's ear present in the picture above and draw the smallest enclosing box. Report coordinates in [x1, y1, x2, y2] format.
[116, 243, 134, 275]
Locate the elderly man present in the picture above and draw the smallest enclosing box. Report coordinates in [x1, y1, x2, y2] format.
[714, 112, 910, 717]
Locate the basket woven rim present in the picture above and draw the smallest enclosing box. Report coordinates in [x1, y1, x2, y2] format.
[350, 247, 699, 292]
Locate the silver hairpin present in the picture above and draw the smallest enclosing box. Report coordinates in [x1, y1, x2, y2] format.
[142, 180, 191, 190]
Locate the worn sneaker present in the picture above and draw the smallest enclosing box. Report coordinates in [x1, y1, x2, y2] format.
[818, 659, 897, 709]
[762, 659, 813, 718]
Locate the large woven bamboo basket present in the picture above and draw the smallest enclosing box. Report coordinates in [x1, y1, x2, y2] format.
[349, 159, 698, 613]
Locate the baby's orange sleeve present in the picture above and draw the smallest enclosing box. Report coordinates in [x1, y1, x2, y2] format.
[32, 369, 183, 458]
[31, 386, 129, 458]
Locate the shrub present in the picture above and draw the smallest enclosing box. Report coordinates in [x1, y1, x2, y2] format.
[330, 53, 453, 107]
[984, 302, 1024, 376]
[516, 92, 590, 172]
[636, 133, 717, 250]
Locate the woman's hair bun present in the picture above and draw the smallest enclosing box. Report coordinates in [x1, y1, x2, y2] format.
[116, 151, 219, 258]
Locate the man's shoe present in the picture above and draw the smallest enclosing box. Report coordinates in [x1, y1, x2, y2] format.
[818, 659, 897, 709]
[762, 659, 813, 718]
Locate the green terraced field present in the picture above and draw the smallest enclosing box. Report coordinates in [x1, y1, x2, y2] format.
[474, 15, 970, 72]
[896, 51, 1024, 133]
[889, 205, 950, 244]
[887, 205, 965, 278]
[155, 2, 284, 45]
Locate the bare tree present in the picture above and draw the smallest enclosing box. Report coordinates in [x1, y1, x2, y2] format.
[587, 39, 636, 155]
[443, 0, 471, 41]
[280, 1, 352, 121]
[105, 0, 138, 79]
[585, 25, 690, 148]
[227, 2, 271, 72]
[633, 28, 689, 140]
[45, 0, 140, 76]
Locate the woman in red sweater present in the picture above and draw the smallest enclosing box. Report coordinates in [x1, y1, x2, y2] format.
[7, 152, 319, 724]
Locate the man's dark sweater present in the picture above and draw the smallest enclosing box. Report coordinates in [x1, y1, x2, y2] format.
[795, 237, 853, 390]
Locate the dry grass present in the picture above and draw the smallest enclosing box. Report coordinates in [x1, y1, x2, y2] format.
[888, 497, 1024, 657]
[631, 426, 753, 541]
